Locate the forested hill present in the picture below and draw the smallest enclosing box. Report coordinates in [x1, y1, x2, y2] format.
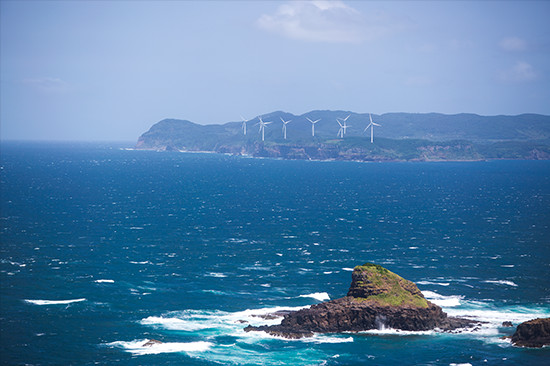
[136, 111, 550, 161]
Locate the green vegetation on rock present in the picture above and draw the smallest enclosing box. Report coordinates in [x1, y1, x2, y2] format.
[348, 263, 428, 308]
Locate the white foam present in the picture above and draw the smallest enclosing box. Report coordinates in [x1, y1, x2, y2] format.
[483, 280, 518, 287]
[342, 267, 354, 271]
[141, 316, 212, 331]
[358, 328, 435, 336]
[25, 298, 86, 305]
[107, 339, 212, 355]
[299, 292, 330, 302]
[418, 281, 450, 286]
[95, 279, 115, 283]
[304, 335, 354, 344]
[206, 272, 227, 278]
[422, 291, 462, 307]
[141, 306, 310, 335]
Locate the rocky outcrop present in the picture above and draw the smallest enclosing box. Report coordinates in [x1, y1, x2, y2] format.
[245, 263, 476, 338]
[511, 318, 550, 348]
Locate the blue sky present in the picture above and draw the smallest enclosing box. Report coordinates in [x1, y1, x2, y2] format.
[1, 0, 549, 141]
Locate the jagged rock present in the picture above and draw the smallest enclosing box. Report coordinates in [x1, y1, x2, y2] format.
[511, 318, 550, 348]
[502, 321, 514, 327]
[142, 339, 163, 347]
[244, 263, 476, 338]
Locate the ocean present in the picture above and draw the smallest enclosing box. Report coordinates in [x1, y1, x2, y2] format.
[1, 142, 549, 365]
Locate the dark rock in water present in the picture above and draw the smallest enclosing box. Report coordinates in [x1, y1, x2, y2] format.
[142, 339, 163, 347]
[244, 263, 476, 338]
[502, 321, 514, 327]
[511, 318, 550, 348]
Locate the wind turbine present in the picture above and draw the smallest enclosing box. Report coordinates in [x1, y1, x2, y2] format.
[336, 117, 351, 138]
[364, 113, 381, 143]
[240, 116, 249, 136]
[280, 117, 291, 140]
[306, 117, 321, 137]
[256, 116, 271, 142]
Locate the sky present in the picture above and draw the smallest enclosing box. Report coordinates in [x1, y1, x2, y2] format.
[1, 0, 549, 141]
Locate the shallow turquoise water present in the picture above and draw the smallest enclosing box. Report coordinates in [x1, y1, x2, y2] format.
[1, 142, 549, 365]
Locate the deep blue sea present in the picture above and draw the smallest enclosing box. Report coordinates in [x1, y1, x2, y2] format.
[1, 142, 549, 365]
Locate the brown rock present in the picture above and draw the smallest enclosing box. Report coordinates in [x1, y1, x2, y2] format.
[512, 318, 550, 348]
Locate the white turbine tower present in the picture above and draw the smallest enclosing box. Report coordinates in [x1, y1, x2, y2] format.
[280, 117, 291, 140]
[336, 116, 351, 138]
[240, 116, 249, 136]
[306, 117, 321, 137]
[256, 116, 271, 142]
[364, 113, 381, 143]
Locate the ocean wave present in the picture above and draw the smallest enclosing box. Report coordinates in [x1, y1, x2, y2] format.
[422, 291, 463, 307]
[483, 280, 518, 287]
[206, 272, 227, 278]
[358, 328, 435, 336]
[299, 292, 330, 302]
[24, 298, 86, 305]
[107, 339, 212, 355]
[418, 281, 450, 286]
[141, 306, 310, 334]
[95, 279, 115, 283]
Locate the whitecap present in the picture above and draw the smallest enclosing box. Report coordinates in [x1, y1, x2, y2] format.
[422, 291, 462, 307]
[107, 339, 212, 355]
[358, 328, 435, 336]
[299, 292, 330, 302]
[306, 335, 353, 344]
[206, 272, 227, 278]
[141, 306, 310, 334]
[141, 316, 211, 331]
[483, 280, 518, 287]
[95, 279, 115, 283]
[25, 298, 86, 305]
[342, 267, 354, 271]
[418, 281, 450, 286]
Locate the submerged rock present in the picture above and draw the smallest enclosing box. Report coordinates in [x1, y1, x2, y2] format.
[511, 318, 550, 348]
[142, 339, 163, 347]
[245, 263, 476, 338]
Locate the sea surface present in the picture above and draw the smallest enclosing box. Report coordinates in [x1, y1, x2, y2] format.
[1, 142, 549, 365]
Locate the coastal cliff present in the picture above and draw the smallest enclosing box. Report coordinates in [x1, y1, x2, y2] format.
[244, 263, 475, 338]
[511, 318, 550, 348]
[135, 112, 550, 162]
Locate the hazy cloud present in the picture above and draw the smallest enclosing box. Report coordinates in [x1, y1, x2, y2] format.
[257, 1, 401, 43]
[499, 36, 527, 52]
[23, 77, 70, 93]
[499, 61, 537, 82]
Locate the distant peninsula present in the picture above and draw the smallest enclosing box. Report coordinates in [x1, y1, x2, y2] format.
[136, 111, 550, 162]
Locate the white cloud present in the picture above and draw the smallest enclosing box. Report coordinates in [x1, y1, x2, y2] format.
[499, 36, 527, 52]
[256, 1, 401, 43]
[23, 77, 70, 93]
[499, 61, 537, 82]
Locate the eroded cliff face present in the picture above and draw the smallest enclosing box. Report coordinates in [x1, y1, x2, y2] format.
[511, 318, 550, 348]
[244, 263, 475, 338]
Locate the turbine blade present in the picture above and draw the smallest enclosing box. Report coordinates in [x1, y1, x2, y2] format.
[373, 122, 381, 126]
[306, 117, 313, 123]
[369, 114, 373, 123]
